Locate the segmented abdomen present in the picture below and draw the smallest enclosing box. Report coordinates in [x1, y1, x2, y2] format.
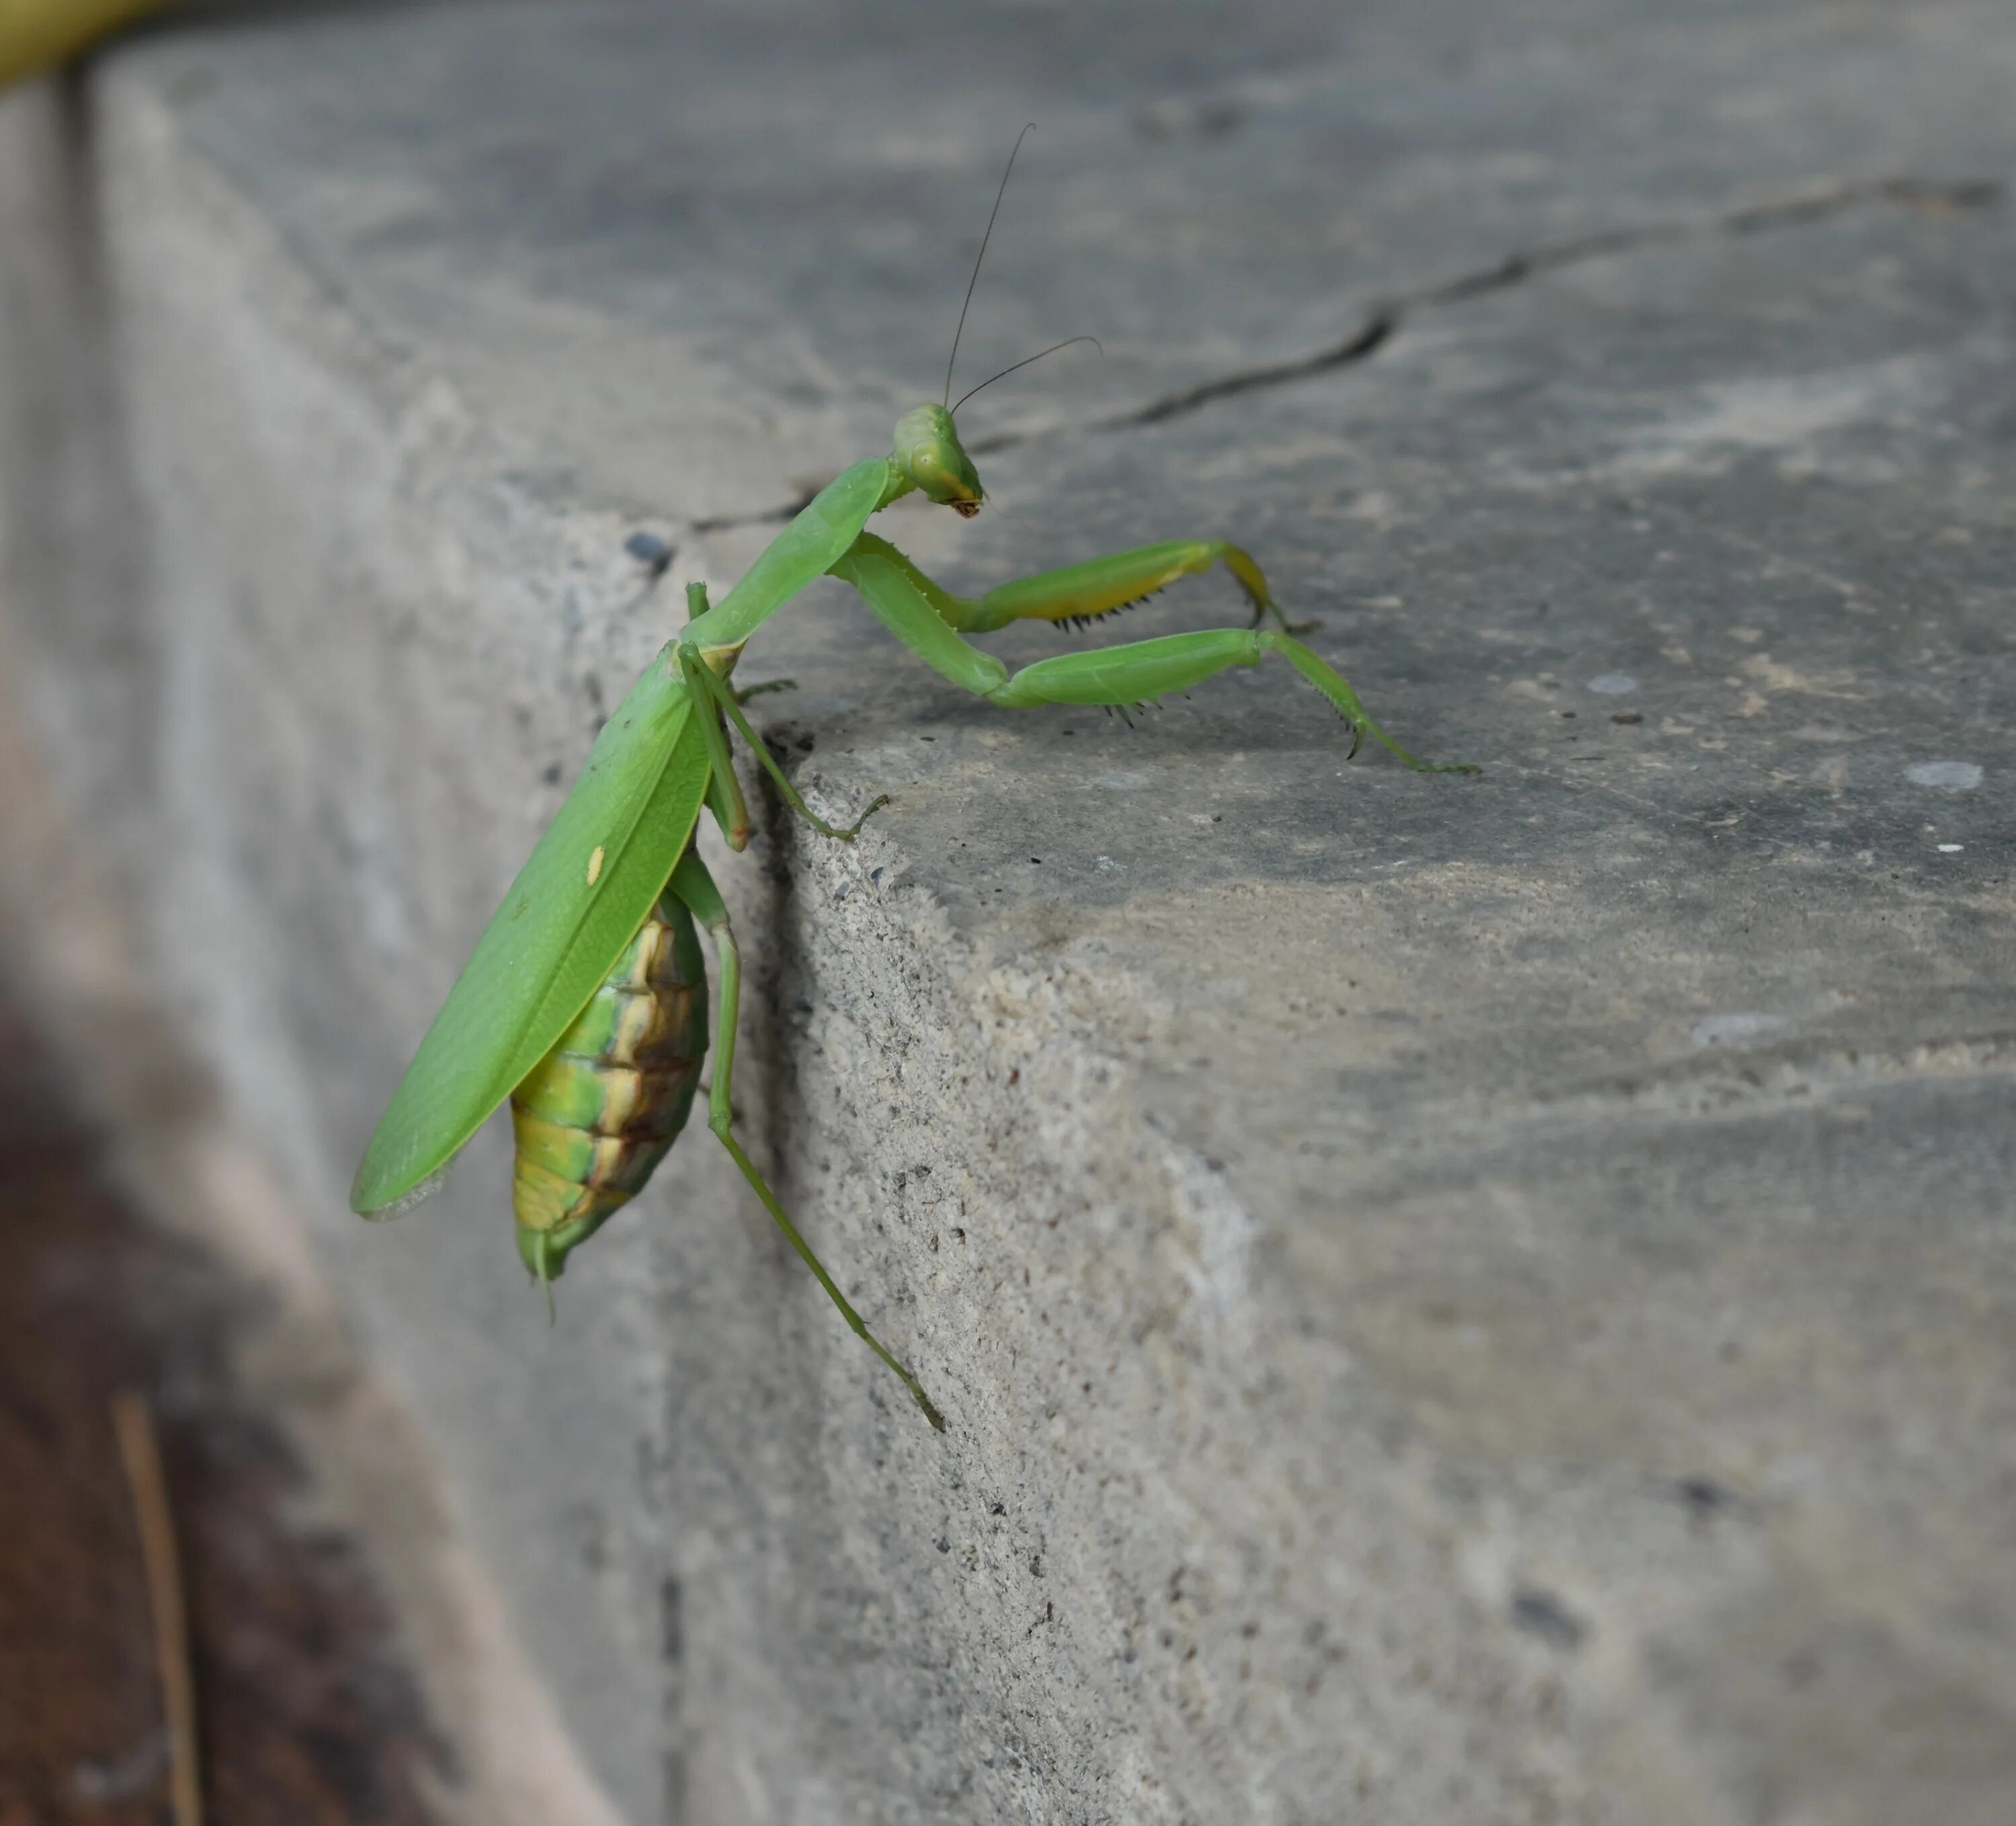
[511, 885, 708, 1238]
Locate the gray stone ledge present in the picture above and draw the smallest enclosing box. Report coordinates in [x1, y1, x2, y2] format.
[4, 4, 2015, 1822]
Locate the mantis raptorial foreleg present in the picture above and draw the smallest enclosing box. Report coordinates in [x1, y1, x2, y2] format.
[666, 849, 946, 1430]
[854, 535, 1306, 635]
[829, 535, 1476, 773]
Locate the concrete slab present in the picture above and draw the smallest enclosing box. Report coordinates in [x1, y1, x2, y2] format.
[3, 3, 2013, 1821]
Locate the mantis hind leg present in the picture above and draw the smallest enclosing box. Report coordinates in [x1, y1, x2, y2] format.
[666, 849, 945, 1430]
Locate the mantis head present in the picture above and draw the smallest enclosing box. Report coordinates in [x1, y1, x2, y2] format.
[899, 128, 1098, 521]
[893, 404, 983, 517]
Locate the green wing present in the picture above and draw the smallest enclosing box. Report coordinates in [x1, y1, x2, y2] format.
[353, 459, 896, 1215]
[351, 644, 711, 1214]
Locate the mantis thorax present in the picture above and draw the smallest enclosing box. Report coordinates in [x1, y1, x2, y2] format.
[892, 404, 983, 517]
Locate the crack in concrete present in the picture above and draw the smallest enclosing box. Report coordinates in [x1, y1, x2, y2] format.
[693, 174, 1999, 535]
[977, 175, 2001, 451]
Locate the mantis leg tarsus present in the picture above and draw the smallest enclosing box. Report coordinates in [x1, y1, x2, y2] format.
[835, 791, 893, 838]
[667, 849, 943, 1430]
[733, 678, 796, 705]
[1265, 631, 1480, 773]
[1216, 544, 1318, 636]
[1260, 601, 1323, 637]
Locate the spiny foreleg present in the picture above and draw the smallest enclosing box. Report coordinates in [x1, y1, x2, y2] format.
[856, 536, 1311, 635]
[831, 535, 1476, 773]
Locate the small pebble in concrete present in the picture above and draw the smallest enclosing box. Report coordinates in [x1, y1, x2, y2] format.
[1689, 1012, 1790, 1048]
[1937, 843, 1964, 854]
[623, 530, 673, 576]
[1587, 672, 1638, 695]
[1509, 1588, 1586, 1651]
[1676, 1477, 1732, 1516]
[1611, 711, 1644, 724]
[1905, 760, 1983, 790]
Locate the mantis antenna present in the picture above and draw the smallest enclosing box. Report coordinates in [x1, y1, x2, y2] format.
[943, 122, 1037, 409]
[951, 335, 1103, 417]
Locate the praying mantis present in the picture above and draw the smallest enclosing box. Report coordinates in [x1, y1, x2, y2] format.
[349, 137, 1474, 1430]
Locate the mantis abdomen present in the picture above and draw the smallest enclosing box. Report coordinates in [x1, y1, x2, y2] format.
[510, 877, 709, 1274]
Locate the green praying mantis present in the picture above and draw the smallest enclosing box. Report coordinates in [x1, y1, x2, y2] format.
[349, 137, 1474, 1430]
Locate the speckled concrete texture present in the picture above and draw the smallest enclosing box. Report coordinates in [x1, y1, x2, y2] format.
[3, 3, 2013, 1821]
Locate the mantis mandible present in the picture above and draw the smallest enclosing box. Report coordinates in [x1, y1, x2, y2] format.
[349, 136, 1474, 1430]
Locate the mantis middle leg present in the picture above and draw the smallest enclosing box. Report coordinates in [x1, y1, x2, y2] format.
[666, 849, 944, 1430]
[682, 580, 889, 853]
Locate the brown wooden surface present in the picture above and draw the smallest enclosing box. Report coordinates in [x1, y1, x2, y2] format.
[0, 991, 447, 1824]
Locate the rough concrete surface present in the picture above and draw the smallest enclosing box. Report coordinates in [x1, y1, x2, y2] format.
[2, 3, 2013, 1821]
